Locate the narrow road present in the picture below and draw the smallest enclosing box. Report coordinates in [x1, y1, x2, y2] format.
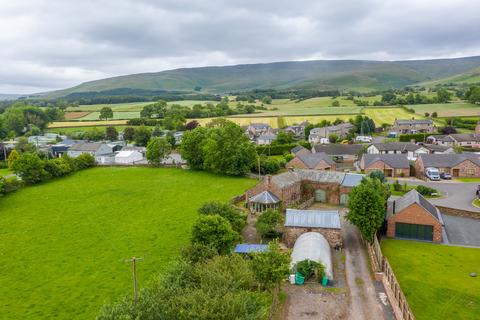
[343, 219, 386, 320]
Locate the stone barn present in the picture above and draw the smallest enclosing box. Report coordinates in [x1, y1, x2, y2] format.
[284, 209, 342, 248]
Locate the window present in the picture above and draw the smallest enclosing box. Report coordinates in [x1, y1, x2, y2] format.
[466, 168, 475, 176]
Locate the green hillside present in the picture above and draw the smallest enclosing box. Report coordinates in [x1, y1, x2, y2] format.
[45, 56, 480, 97]
[416, 67, 480, 87]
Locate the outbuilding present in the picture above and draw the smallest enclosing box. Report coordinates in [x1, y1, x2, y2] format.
[291, 232, 333, 279]
[114, 150, 143, 164]
[248, 190, 281, 213]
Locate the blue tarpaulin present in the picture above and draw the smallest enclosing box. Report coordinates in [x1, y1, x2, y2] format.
[234, 244, 269, 254]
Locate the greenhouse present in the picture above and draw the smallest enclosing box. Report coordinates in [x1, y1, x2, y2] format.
[290, 232, 333, 279]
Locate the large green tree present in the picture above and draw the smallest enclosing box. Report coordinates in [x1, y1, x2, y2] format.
[191, 215, 239, 254]
[179, 127, 208, 170]
[133, 126, 151, 147]
[99, 107, 113, 121]
[346, 177, 389, 242]
[146, 137, 171, 167]
[198, 201, 246, 233]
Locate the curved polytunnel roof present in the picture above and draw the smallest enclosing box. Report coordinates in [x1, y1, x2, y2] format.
[290, 232, 333, 279]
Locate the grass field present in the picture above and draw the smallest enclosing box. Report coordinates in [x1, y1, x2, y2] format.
[49, 120, 129, 128]
[0, 167, 256, 319]
[381, 239, 480, 320]
[46, 125, 132, 134]
[409, 103, 480, 117]
[363, 107, 426, 125]
[76, 111, 140, 120]
[67, 102, 151, 112]
[0, 168, 11, 177]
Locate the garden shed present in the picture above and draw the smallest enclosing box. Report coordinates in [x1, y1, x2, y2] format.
[291, 232, 333, 279]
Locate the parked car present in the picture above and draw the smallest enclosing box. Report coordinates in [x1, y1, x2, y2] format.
[440, 172, 452, 180]
[425, 167, 441, 181]
[355, 135, 373, 143]
[319, 138, 330, 144]
[387, 132, 398, 138]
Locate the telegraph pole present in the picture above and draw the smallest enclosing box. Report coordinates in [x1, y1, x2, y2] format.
[125, 257, 143, 303]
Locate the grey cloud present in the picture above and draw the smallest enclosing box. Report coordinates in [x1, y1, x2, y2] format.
[0, 0, 479, 93]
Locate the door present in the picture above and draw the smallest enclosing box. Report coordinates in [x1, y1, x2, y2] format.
[395, 222, 433, 241]
[315, 189, 326, 202]
[452, 169, 460, 177]
[384, 169, 393, 177]
[340, 194, 349, 205]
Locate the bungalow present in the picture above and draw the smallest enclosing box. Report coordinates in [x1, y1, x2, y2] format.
[386, 189, 443, 243]
[427, 133, 480, 149]
[245, 169, 364, 210]
[291, 145, 311, 156]
[367, 142, 429, 161]
[284, 209, 342, 248]
[415, 154, 480, 178]
[308, 123, 354, 143]
[360, 154, 410, 177]
[420, 144, 455, 154]
[392, 119, 435, 134]
[67, 142, 113, 163]
[287, 152, 336, 171]
[312, 144, 363, 163]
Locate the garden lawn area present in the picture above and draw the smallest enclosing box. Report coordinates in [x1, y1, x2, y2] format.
[409, 103, 480, 118]
[0, 167, 256, 320]
[456, 177, 480, 183]
[0, 168, 12, 177]
[381, 239, 480, 320]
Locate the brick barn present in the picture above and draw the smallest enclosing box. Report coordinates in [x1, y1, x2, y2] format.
[386, 189, 443, 243]
[284, 209, 342, 248]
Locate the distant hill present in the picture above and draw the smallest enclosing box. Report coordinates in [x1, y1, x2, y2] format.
[416, 67, 480, 87]
[44, 56, 480, 98]
[0, 93, 25, 101]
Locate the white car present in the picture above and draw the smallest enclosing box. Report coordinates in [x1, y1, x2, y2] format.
[355, 135, 373, 143]
[425, 167, 441, 181]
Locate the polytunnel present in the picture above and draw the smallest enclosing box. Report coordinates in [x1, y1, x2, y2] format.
[290, 232, 333, 279]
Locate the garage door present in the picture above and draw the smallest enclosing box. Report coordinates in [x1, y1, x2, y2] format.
[340, 194, 349, 205]
[315, 189, 326, 202]
[395, 223, 433, 241]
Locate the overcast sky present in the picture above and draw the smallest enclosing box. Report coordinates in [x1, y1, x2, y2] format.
[1, 0, 480, 93]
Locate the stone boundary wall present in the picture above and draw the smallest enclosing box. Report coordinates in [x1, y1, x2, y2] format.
[437, 206, 480, 219]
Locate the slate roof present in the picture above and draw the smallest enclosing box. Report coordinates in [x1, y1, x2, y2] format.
[394, 119, 433, 125]
[295, 152, 336, 169]
[389, 189, 440, 221]
[371, 142, 423, 152]
[341, 173, 365, 187]
[234, 244, 269, 254]
[421, 144, 453, 153]
[291, 145, 309, 155]
[285, 209, 341, 229]
[248, 123, 271, 130]
[418, 154, 480, 167]
[69, 142, 104, 152]
[313, 144, 363, 155]
[272, 169, 346, 188]
[258, 133, 277, 140]
[249, 190, 280, 204]
[362, 154, 410, 169]
[433, 133, 480, 143]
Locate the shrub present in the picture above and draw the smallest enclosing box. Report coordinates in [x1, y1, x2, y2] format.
[181, 243, 218, 265]
[191, 215, 240, 254]
[73, 153, 96, 169]
[296, 259, 321, 280]
[256, 143, 297, 156]
[4, 179, 23, 193]
[253, 156, 281, 175]
[198, 201, 247, 232]
[255, 209, 282, 239]
[369, 170, 385, 183]
[283, 153, 294, 162]
[415, 185, 438, 196]
[11, 152, 48, 184]
[393, 179, 402, 192]
[0, 177, 6, 195]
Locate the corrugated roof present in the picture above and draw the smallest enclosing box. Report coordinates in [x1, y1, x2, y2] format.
[391, 189, 439, 220]
[69, 142, 104, 152]
[341, 173, 364, 187]
[249, 190, 280, 204]
[362, 154, 410, 169]
[234, 244, 269, 253]
[271, 169, 346, 188]
[419, 153, 480, 167]
[285, 209, 341, 229]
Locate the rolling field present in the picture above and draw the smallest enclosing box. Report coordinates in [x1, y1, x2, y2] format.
[363, 107, 426, 125]
[76, 111, 140, 120]
[381, 239, 480, 320]
[46, 125, 132, 134]
[0, 167, 256, 319]
[49, 120, 129, 128]
[67, 102, 151, 112]
[409, 103, 480, 117]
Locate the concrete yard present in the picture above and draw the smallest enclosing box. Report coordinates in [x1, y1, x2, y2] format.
[442, 214, 480, 247]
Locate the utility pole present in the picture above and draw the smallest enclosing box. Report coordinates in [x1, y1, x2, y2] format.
[125, 257, 143, 304]
[258, 155, 261, 180]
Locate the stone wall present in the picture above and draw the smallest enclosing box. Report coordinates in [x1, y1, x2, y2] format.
[438, 206, 480, 219]
[284, 227, 342, 248]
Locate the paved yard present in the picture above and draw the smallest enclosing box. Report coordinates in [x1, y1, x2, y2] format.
[442, 214, 480, 247]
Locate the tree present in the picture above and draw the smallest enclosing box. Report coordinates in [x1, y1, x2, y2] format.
[436, 88, 452, 103]
[191, 215, 239, 254]
[328, 133, 339, 143]
[99, 107, 113, 121]
[255, 209, 282, 239]
[15, 137, 36, 153]
[369, 170, 386, 183]
[146, 137, 171, 167]
[198, 201, 246, 232]
[346, 177, 389, 242]
[424, 112, 430, 117]
[133, 126, 151, 146]
[466, 86, 480, 104]
[261, 96, 272, 104]
[7, 149, 19, 169]
[331, 100, 340, 107]
[185, 120, 200, 131]
[179, 127, 208, 170]
[11, 152, 48, 184]
[123, 127, 135, 142]
[431, 111, 438, 118]
[105, 126, 118, 141]
[440, 125, 457, 134]
[273, 131, 293, 145]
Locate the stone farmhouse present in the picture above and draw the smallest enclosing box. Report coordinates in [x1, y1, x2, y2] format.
[391, 119, 435, 134]
[287, 152, 336, 171]
[312, 144, 363, 163]
[360, 154, 410, 177]
[308, 123, 354, 144]
[284, 209, 342, 248]
[256, 132, 277, 145]
[367, 142, 429, 161]
[245, 169, 364, 210]
[386, 189, 443, 243]
[415, 153, 480, 178]
[246, 123, 272, 140]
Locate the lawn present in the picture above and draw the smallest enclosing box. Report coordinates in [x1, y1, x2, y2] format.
[456, 177, 480, 183]
[409, 103, 480, 118]
[67, 102, 152, 112]
[0, 167, 256, 319]
[0, 167, 12, 177]
[381, 239, 480, 320]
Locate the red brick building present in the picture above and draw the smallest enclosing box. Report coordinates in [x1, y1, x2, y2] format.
[386, 190, 443, 243]
[287, 152, 336, 171]
[360, 154, 410, 177]
[415, 154, 480, 178]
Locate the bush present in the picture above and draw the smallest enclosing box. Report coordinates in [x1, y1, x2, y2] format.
[44, 157, 75, 178]
[181, 243, 218, 265]
[256, 143, 297, 156]
[369, 170, 385, 183]
[392, 180, 402, 192]
[4, 179, 23, 193]
[296, 259, 322, 280]
[198, 201, 247, 233]
[255, 209, 282, 239]
[415, 185, 438, 196]
[0, 177, 6, 195]
[191, 215, 240, 254]
[11, 152, 48, 184]
[283, 153, 294, 162]
[73, 153, 96, 169]
[253, 156, 281, 175]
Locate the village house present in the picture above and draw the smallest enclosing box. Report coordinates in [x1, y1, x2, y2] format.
[360, 154, 410, 177]
[420, 143, 455, 154]
[386, 189, 443, 243]
[67, 142, 113, 163]
[291, 145, 311, 156]
[415, 153, 480, 178]
[312, 144, 363, 163]
[283, 124, 306, 139]
[284, 209, 342, 248]
[287, 152, 336, 171]
[246, 123, 272, 140]
[427, 133, 480, 149]
[256, 132, 277, 145]
[367, 142, 429, 161]
[391, 119, 435, 134]
[308, 123, 354, 143]
[245, 169, 364, 210]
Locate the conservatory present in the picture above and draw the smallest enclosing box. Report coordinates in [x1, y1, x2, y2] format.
[248, 190, 281, 213]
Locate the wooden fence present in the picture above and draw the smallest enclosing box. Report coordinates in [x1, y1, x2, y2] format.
[368, 236, 415, 320]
